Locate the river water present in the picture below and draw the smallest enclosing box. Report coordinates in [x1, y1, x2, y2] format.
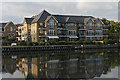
[2, 49, 120, 80]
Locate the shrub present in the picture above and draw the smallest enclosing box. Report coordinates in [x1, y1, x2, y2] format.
[20, 42, 27, 46]
[27, 42, 33, 46]
[95, 42, 102, 45]
[38, 42, 44, 45]
[83, 41, 94, 44]
[75, 40, 83, 45]
[58, 41, 66, 45]
[103, 39, 118, 44]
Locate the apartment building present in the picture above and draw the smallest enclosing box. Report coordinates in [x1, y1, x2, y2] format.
[17, 18, 33, 42]
[0, 21, 17, 41]
[18, 10, 108, 42]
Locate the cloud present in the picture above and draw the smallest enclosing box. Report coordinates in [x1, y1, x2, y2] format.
[1, 0, 120, 2]
[76, 2, 118, 21]
[1, 2, 118, 24]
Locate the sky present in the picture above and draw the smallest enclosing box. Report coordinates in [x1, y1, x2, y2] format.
[0, 1, 120, 24]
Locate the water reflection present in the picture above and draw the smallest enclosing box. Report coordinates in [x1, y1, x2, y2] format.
[2, 49, 120, 79]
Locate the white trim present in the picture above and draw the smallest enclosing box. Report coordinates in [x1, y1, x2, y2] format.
[69, 36, 78, 38]
[47, 36, 59, 38]
[103, 29, 108, 30]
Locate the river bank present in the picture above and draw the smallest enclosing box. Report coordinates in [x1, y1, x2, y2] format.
[1, 44, 120, 52]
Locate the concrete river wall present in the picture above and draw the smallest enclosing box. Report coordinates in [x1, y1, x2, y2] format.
[1, 44, 119, 52]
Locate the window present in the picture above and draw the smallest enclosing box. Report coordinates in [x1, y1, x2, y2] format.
[58, 30, 61, 34]
[25, 24, 27, 30]
[25, 27, 26, 30]
[34, 30, 35, 33]
[79, 24, 82, 26]
[68, 23, 70, 26]
[49, 19, 54, 28]
[40, 30, 43, 34]
[69, 30, 76, 36]
[95, 30, 101, 35]
[87, 30, 94, 36]
[70, 23, 74, 29]
[58, 23, 61, 26]
[8, 33, 14, 36]
[25, 31, 27, 36]
[28, 25, 31, 29]
[96, 22, 101, 29]
[28, 31, 30, 35]
[40, 23, 43, 26]
[88, 20, 92, 29]
[48, 30, 55, 36]
[75, 24, 76, 26]
[14, 28, 15, 31]
[10, 27, 12, 31]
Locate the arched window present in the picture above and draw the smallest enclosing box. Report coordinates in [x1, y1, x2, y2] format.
[96, 21, 101, 29]
[49, 19, 54, 28]
[88, 20, 92, 29]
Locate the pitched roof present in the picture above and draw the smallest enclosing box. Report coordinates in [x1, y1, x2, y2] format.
[53, 15, 93, 23]
[0, 23, 7, 28]
[0, 21, 13, 28]
[24, 9, 102, 24]
[25, 18, 34, 24]
[32, 10, 51, 23]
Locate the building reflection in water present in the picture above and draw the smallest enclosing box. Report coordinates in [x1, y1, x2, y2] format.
[2, 51, 119, 79]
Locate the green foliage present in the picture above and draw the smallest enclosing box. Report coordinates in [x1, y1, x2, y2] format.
[101, 18, 120, 40]
[38, 42, 44, 45]
[83, 41, 95, 44]
[27, 42, 33, 46]
[20, 42, 27, 46]
[95, 42, 102, 45]
[103, 39, 118, 44]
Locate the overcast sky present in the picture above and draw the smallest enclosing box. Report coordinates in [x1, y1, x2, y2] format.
[1, 2, 119, 24]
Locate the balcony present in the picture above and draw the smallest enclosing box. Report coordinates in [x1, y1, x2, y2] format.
[79, 35, 86, 37]
[57, 28, 67, 30]
[58, 35, 67, 37]
[39, 35, 47, 37]
[79, 26, 86, 30]
[103, 35, 109, 37]
[102, 29, 108, 30]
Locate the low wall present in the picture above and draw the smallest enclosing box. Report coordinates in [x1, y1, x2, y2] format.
[1, 44, 119, 52]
